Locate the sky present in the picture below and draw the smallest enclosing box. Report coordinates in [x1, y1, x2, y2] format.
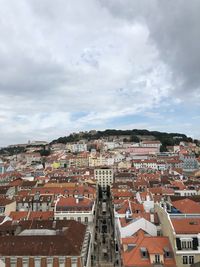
[0, 0, 200, 146]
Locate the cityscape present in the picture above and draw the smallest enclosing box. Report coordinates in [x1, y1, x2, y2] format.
[0, 129, 200, 267]
[0, 1, 200, 267]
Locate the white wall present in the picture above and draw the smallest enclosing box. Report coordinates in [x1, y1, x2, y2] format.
[117, 217, 157, 238]
[143, 201, 154, 212]
[0, 259, 5, 267]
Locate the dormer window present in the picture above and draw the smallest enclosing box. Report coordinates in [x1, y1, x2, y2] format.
[127, 244, 136, 251]
[181, 238, 193, 250]
[155, 254, 160, 263]
[140, 247, 148, 258]
[164, 247, 171, 258]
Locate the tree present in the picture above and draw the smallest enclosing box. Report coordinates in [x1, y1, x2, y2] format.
[194, 139, 200, 146]
[160, 145, 167, 152]
[130, 135, 140, 143]
[39, 145, 51, 157]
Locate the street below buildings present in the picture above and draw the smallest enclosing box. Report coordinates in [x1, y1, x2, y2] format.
[92, 189, 116, 267]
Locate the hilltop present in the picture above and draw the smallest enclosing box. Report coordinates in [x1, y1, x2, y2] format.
[0, 129, 198, 156]
[51, 129, 196, 151]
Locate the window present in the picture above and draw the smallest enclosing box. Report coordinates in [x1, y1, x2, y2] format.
[183, 256, 188, 264]
[165, 251, 170, 257]
[59, 258, 65, 267]
[140, 247, 148, 258]
[23, 258, 29, 267]
[35, 258, 41, 267]
[182, 241, 187, 249]
[10, 258, 17, 267]
[189, 256, 194, 264]
[47, 258, 53, 267]
[85, 217, 88, 223]
[181, 239, 193, 250]
[71, 258, 77, 267]
[164, 247, 171, 258]
[77, 217, 81, 222]
[157, 230, 161, 236]
[183, 255, 194, 264]
[155, 254, 160, 263]
[188, 241, 192, 249]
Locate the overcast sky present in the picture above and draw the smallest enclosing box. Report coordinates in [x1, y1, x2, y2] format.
[0, 0, 200, 146]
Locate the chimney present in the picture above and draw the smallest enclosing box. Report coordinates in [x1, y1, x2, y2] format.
[150, 213, 154, 223]
[146, 195, 150, 201]
[125, 209, 132, 222]
[76, 197, 79, 204]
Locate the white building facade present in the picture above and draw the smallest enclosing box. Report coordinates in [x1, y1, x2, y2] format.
[94, 167, 114, 189]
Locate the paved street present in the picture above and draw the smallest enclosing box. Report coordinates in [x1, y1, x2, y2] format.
[92, 189, 115, 267]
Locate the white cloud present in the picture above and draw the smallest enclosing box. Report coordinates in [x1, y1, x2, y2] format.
[0, 0, 199, 145]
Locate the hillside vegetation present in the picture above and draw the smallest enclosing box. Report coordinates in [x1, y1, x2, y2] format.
[51, 129, 195, 151]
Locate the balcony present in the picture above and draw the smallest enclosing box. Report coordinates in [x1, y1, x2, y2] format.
[55, 210, 91, 214]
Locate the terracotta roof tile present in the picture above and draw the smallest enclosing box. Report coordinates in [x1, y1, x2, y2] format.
[9, 211, 28, 221]
[0, 220, 86, 256]
[172, 198, 200, 214]
[121, 230, 176, 267]
[171, 218, 200, 234]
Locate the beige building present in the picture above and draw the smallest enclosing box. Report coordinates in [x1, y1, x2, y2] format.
[155, 204, 200, 267]
[89, 154, 106, 167]
[0, 198, 16, 216]
[65, 154, 89, 168]
[117, 160, 132, 169]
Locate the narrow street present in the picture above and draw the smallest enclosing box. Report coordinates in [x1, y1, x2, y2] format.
[92, 188, 115, 267]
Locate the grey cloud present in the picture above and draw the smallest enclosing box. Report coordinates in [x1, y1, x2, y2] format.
[99, 0, 200, 101]
[0, 52, 67, 97]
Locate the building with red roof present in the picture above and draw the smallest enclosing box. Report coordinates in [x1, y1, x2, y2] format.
[171, 198, 200, 214]
[0, 220, 91, 267]
[155, 203, 200, 266]
[54, 196, 95, 225]
[121, 229, 176, 267]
